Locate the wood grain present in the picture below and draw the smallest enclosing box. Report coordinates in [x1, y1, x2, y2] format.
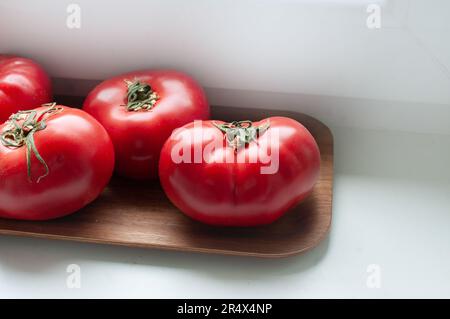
[0, 96, 333, 258]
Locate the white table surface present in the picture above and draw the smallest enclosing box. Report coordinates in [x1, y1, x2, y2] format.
[1, 125, 449, 298]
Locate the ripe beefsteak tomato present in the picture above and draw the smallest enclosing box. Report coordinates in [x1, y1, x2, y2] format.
[0, 55, 52, 123]
[0, 104, 115, 220]
[83, 70, 209, 179]
[159, 117, 321, 226]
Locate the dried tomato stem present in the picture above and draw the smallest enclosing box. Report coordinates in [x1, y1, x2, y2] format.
[0, 103, 62, 183]
[213, 120, 270, 149]
[124, 80, 159, 111]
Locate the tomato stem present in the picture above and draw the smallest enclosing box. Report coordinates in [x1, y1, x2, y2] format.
[124, 80, 159, 111]
[0, 103, 62, 183]
[213, 120, 270, 150]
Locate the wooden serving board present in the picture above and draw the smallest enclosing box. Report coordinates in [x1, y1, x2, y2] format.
[0, 99, 333, 258]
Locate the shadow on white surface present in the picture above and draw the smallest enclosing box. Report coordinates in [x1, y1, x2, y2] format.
[0, 233, 331, 298]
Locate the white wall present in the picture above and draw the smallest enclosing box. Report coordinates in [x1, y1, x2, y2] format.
[1, 0, 450, 133]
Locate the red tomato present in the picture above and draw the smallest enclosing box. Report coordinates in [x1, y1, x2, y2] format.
[0, 104, 115, 220]
[83, 70, 209, 179]
[0, 55, 52, 123]
[159, 117, 321, 226]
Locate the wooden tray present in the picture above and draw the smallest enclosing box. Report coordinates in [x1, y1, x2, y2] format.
[0, 99, 333, 258]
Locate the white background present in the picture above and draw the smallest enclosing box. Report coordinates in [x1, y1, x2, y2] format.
[0, 0, 450, 298]
[1, 0, 450, 133]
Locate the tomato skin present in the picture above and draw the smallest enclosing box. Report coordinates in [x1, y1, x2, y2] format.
[159, 117, 321, 226]
[0, 55, 52, 123]
[0, 106, 115, 220]
[82, 70, 209, 180]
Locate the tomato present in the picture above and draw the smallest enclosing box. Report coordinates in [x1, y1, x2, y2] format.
[83, 70, 209, 179]
[0, 55, 52, 123]
[0, 104, 115, 220]
[159, 117, 321, 226]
